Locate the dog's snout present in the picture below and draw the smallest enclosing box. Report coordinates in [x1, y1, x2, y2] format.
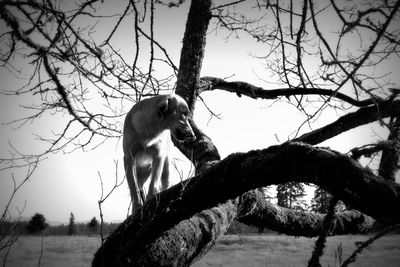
[186, 132, 196, 142]
[185, 125, 196, 142]
[172, 126, 196, 142]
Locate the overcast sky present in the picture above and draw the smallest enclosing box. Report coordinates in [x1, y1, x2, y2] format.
[0, 1, 398, 224]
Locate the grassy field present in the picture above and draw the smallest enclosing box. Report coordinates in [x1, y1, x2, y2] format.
[1, 234, 400, 266]
[194, 235, 400, 267]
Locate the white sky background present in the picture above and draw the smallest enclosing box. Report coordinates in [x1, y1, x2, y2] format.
[0, 0, 398, 224]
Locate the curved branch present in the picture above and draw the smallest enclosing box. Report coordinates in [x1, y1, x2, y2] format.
[237, 191, 373, 237]
[294, 99, 400, 145]
[198, 76, 381, 107]
[350, 141, 393, 159]
[93, 142, 400, 266]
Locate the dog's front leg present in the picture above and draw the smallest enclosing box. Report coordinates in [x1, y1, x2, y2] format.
[161, 156, 170, 191]
[147, 155, 165, 200]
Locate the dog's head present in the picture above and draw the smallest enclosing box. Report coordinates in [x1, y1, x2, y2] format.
[158, 94, 196, 142]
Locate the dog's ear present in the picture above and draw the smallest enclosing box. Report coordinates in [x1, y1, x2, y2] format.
[158, 95, 170, 117]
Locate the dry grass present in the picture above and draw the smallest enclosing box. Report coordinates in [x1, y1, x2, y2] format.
[1, 234, 399, 266]
[194, 235, 400, 267]
[1, 235, 101, 267]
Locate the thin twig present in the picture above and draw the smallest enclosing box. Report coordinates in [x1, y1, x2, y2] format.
[341, 224, 400, 267]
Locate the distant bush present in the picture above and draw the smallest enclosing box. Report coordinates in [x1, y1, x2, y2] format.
[87, 217, 99, 236]
[26, 213, 48, 234]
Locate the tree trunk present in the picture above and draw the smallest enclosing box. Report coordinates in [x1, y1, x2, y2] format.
[379, 116, 400, 181]
[172, 0, 220, 172]
[175, 0, 211, 110]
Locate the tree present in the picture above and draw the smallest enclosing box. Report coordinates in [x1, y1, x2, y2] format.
[311, 187, 331, 214]
[0, 0, 399, 266]
[277, 182, 307, 211]
[26, 213, 48, 234]
[87, 217, 99, 235]
[67, 213, 76, 236]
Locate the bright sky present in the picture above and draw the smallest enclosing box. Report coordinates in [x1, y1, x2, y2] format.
[0, 1, 398, 224]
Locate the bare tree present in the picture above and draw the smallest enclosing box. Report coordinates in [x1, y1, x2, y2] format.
[0, 159, 37, 265]
[0, 0, 399, 266]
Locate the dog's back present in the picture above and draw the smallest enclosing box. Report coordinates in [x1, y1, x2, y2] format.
[123, 95, 166, 151]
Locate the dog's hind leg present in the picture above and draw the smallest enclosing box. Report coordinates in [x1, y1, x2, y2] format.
[136, 163, 151, 203]
[124, 155, 144, 212]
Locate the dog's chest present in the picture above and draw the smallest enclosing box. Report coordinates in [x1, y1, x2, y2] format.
[142, 130, 171, 151]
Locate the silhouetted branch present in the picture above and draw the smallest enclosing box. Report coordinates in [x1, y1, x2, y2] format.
[295, 99, 400, 145]
[341, 224, 400, 267]
[0, 160, 37, 265]
[378, 116, 400, 181]
[198, 76, 383, 107]
[350, 141, 394, 160]
[308, 197, 339, 267]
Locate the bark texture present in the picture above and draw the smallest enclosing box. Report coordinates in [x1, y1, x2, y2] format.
[175, 0, 211, 109]
[237, 191, 373, 237]
[378, 116, 400, 181]
[171, 0, 219, 171]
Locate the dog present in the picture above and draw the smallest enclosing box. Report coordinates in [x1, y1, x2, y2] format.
[123, 94, 196, 211]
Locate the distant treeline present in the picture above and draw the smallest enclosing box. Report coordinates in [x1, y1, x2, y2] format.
[4, 219, 394, 236]
[1, 220, 119, 236]
[1, 219, 273, 236]
[227, 221, 277, 235]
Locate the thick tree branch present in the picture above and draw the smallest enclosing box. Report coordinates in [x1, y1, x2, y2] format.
[198, 76, 382, 107]
[93, 201, 238, 267]
[294, 99, 400, 145]
[237, 191, 373, 237]
[350, 141, 394, 160]
[126, 202, 238, 266]
[93, 142, 400, 266]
